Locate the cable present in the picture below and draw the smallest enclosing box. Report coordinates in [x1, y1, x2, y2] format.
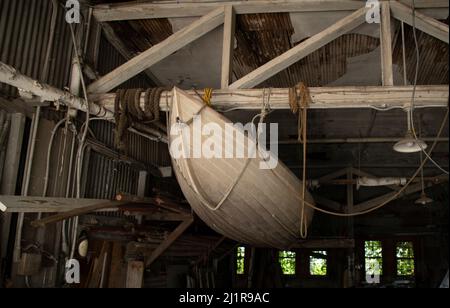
[298, 107, 449, 217]
[408, 0, 449, 174]
[68, 19, 91, 260]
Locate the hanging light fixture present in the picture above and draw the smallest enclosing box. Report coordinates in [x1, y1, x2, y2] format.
[394, 18, 427, 154]
[393, 109, 427, 153]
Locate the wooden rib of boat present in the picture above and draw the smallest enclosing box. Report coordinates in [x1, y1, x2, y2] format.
[169, 88, 315, 249]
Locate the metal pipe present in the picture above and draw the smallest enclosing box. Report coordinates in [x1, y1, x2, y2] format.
[13, 106, 41, 262]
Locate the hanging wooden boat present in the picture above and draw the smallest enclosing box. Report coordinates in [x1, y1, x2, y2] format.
[169, 88, 315, 249]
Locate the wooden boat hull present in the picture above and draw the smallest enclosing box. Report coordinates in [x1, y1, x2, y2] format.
[169, 88, 314, 249]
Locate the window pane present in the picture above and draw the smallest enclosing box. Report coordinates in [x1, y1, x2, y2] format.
[279, 251, 296, 275]
[236, 247, 245, 275]
[365, 258, 383, 276]
[365, 241, 382, 258]
[396, 242, 414, 258]
[397, 259, 415, 276]
[310, 251, 327, 276]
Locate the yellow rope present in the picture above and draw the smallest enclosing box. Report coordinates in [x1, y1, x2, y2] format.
[202, 88, 213, 106]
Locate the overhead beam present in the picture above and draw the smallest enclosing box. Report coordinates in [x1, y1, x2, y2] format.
[88, 7, 225, 94]
[145, 218, 194, 267]
[390, 1, 449, 44]
[30, 200, 126, 228]
[91, 85, 449, 111]
[221, 5, 236, 89]
[93, 0, 448, 22]
[100, 22, 163, 86]
[229, 7, 368, 89]
[0, 196, 122, 213]
[380, 1, 394, 86]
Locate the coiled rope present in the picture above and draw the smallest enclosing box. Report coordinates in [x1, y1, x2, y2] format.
[114, 87, 167, 152]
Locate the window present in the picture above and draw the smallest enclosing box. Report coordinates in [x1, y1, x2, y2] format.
[236, 246, 245, 275]
[279, 251, 296, 275]
[365, 241, 383, 279]
[310, 251, 327, 276]
[396, 241, 415, 277]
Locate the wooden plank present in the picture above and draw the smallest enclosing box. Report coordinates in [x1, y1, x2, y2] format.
[390, 1, 449, 44]
[380, 1, 394, 86]
[100, 22, 163, 86]
[91, 85, 450, 111]
[0, 196, 122, 213]
[221, 5, 236, 89]
[108, 242, 125, 288]
[126, 260, 144, 288]
[145, 218, 194, 267]
[229, 7, 368, 89]
[88, 7, 225, 94]
[30, 200, 125, 227]
[93, 0, 447, 21]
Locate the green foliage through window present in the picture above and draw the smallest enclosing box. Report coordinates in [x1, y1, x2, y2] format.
[310, 251, 327, 276]
[396, 242, 415, 276]
[279, 251, 296, 275]
[236, 246, 245, 275]
[365, 241, 383, 278]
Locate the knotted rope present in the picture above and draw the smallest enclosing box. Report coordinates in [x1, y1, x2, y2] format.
[289, 82, 311, 239]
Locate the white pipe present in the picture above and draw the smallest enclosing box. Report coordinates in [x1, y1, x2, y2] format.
[357, 177, 407, 189]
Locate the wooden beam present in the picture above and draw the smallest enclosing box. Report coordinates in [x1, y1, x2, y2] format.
[0, 196, 122, 213]
[380, 1, 394, 86]
[91, 85, 449, 111]
[100, 22, 163, 86]
[126, 260, 144, 288]
[353, 174, 448, 212]
[292, 238, 355, 249]
[93, 0, 448, 22]
[88, 7, 225, 94]
[229, 7, 368, 89]
[390, 1, 449, 44]
[30, 200, 125, 227]
[221, 5, 236, 89]
[145, 218, 194, 267]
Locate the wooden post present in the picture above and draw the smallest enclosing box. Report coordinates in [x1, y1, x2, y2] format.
[380, 1, 394, 86]
[221, 5, 236, 88]
[126, 260, 144, 288]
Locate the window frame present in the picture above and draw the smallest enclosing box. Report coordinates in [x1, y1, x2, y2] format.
[308, 250, 328, 277]
[363, 240, 384, 283]
[395, 241, 416, 279]
[278, 250, 297, 276]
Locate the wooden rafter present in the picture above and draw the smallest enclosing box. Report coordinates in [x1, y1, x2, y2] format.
[145, 218, 194, 267]
[92, 0, 448, 22]
[87, 7, 226, 94]
[390, 1, 449, 44]
[100, 22, 163, 86]
[229, 7, 368, 89]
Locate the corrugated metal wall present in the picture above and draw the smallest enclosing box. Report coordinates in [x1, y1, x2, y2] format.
[0, 0, 73, 97]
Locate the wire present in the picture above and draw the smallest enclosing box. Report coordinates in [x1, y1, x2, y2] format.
[68, 18, 91, 260]
[408, 0, 449, 175]
[298, 107, 449, 217]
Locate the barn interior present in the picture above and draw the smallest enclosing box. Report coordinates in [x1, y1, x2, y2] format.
[0, 0, 448, 289]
